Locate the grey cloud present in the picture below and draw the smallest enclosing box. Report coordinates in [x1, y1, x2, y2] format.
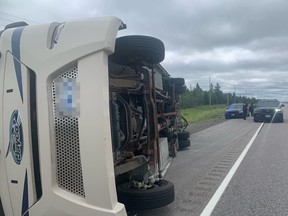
[2, 0, 288, 100]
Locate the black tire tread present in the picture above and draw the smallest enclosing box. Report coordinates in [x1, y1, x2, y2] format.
[117, 180, 174, 210]
[175, 85, 186, 94]
[179, 139, 191, 149]
[110, 35, 165, 65]
[170, 78, 185, 86]
[178, 131, 190, 140]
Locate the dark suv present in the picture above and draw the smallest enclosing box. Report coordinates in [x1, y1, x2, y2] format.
[253, 99, 284, 123]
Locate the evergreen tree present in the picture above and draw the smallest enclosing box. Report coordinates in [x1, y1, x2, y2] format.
[214, 82, 224, 104]
[179, 81, 256, 109]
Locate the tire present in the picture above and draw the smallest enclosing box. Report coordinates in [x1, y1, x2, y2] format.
[178, 131, 190, 140]
[178, 139, 191, 149]
[117, 180, 175, 210]
[170, 78, 185, 86]
[175, 85, 186, 94]
[109, 35, 165, 65]
[254, 118, 258, 122]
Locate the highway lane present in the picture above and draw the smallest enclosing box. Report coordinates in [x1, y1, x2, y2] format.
[136, 116, 261, 216]
[211, 108, 288, 216]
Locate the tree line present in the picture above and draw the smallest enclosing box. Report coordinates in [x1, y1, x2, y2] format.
[181, 82, 257, 108]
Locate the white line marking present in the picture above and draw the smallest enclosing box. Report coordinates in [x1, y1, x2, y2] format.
[200, 123, 264, 216]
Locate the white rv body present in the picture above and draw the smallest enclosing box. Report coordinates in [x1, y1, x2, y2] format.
[0, 17, 127, 216]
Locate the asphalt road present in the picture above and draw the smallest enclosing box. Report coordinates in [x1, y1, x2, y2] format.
[212, 110, 288, 216]
[135, 107, 288, 216]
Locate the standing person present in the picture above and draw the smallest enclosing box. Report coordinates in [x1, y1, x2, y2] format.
[249, 103, 254, 116]
[243, 103, 248, 120]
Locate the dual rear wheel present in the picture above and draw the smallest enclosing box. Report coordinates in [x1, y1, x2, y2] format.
[178, 131, 191, 149]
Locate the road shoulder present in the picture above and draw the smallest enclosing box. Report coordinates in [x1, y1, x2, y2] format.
[186, 117, 226, 134]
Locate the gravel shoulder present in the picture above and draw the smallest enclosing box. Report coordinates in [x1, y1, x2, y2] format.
[185, 116, 226, 134]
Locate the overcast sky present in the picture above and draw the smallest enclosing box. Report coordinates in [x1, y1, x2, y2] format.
[1, 0, 288, 101]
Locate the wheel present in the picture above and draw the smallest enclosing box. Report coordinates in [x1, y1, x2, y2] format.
[109, 35, 165, 65]
[178, 131, 190, 140]
[117, 180, 175, 210]
[178, 139, 191, 149]
[254, 118, 258, 122]
[175, 85, 186, 94]
[225, 114, 231, 119]
[170, 78, 185, 86]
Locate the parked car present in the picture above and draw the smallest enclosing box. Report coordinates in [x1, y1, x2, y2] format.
[225, 103, 244, 119]
[253, 99, 284, 123]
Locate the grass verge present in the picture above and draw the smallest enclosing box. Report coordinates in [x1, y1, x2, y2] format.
[181, 104, 226, 124]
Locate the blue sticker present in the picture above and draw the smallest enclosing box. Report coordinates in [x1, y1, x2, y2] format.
[54, 77, 80, 117]
[6, 110, 24, 165]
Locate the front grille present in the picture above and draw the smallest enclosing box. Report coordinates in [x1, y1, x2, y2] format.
[52, 67, 85, 197]
[259, 109, 275, 113]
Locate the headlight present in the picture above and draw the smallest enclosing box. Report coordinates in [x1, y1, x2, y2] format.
[275, 108, 281, 112]
[239, 110, 243, 113]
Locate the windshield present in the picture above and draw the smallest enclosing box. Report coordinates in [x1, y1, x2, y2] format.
[256, 100, 280, 108]
[229, 104, 243, 109]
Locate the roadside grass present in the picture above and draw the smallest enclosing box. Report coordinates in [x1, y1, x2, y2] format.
[181, 104, 226, 124]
